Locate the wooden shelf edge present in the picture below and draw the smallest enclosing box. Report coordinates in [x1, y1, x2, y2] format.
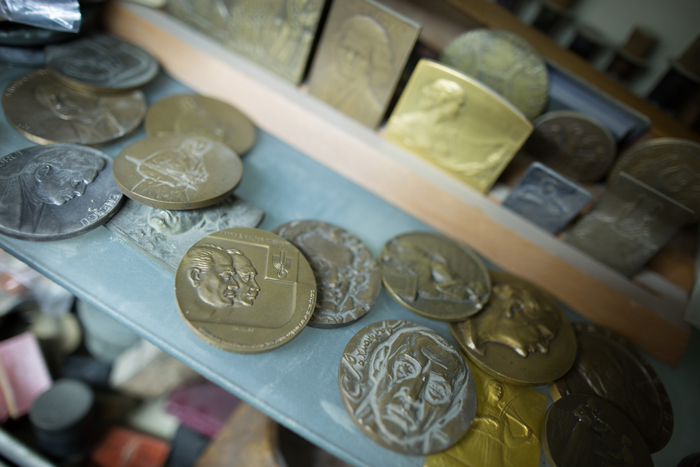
[105, 2, 690, 367]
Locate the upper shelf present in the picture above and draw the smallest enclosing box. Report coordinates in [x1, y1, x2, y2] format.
[103, 2, 692, 367]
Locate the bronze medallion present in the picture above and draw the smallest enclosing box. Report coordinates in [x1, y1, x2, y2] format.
[379, 232, 491, 322]
[113, 135, 243, 210]
[272, 220, 381, 328]
[543, 394, 653, 467]
[174, 227, 316, 354]
[550, 322, 673, 453]
[2, 68, 146, 146]
[45, 34, 159, 93]
[441, 29, 548, 121]
[384, 59, 533, 194]
[526, 110, 616, 182]
[144, 94, 257, 156]
[424, 362, 546, 467]
[608, 137, 700, 221]
[338, 320, 477, 455]
[450, 271, 576, 386]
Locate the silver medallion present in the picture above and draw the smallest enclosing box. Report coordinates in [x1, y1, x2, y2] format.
[566, 172, 694, 276]
[107, 194, 265, 274]
[45, 34, 159, 93]
[0, 144, 123, 241]
[272, 220, 381, 328]
[503, 162, 592, 234]
[338, 320, 477, 455]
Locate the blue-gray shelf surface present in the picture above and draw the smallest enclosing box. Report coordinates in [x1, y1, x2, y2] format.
[0, 65, 697, 467]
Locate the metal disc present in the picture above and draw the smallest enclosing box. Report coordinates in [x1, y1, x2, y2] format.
[441, 29, 548, 121]
[379, 232, 491, 321]
[549, 322, 673, 453]
[113, 135, 243, 210]
[338, 320, 477, 455]
[2, 68, 146, 147]
[174, 227, 317, 354]
[543, 394, 653, 467]
[450, 271, 577, 386]
[0, 144, 123, 241]
[526, 110, 616, 182]
[144, 94, 256, 156]
[608, 137, 700, 221]
[272, 220, 381, 328]
[45, 34, 159, 93]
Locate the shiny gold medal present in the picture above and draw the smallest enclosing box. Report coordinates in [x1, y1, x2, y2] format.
[168, 0, 327, 84]
[441, 29, 549, 121]
[380, 232, 491, 322]
[425, 362, 546, 467]
[526, 110, 616, 182]
[450, 271, 576, 386]
[550, 322, 673, 453]
[272, 220, 381, 328]
[174, 227, 317, 353]
[2, 68, 146, 146]
[608, 137, 700, 221]
[144, 94, 257, 156]
[384, 59, 533, 193]
[543, 394, 653, 467]
[307, 0, 421, 128]
[113, 135, 243, 210]
[338, 320, 477, 455]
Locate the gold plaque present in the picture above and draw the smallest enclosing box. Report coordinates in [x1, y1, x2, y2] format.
[424, 362, 546, 467]
[385, 60, 533, 193]
[174, 228, 317, 353]
[307, 0, 421, 128]
[167, 0, 327, 84]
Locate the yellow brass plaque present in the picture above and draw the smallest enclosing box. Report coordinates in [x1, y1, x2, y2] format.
[307, 0, 421, 128]
[384, 60, 533, 193]
[424, 362, 546, 467]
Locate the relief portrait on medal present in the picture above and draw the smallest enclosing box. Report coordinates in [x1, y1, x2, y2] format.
[186, 243, 260, 309]
[35, 82, 129, 143]
[340, 323, 472, 454]
[126, 137, 211, 201]
[311, 14, 393, 127]
[462, 284, 560, 358]
[0, 148, 105, 235]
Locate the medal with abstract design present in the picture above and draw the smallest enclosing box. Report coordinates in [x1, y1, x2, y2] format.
[384, 59, 532, 193]
[272, 220, 381, 328]
[450, 271, 576, 386]
[566, 172, 694, 276]
[174, 227, 316, 353]
[338, 320, 477, 455]
[380, 231, 491, 321]
[550, 322, 673, 453]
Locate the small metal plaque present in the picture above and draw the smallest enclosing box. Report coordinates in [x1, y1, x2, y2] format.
[502, 162, 592, 234]
[107, 195, 264, 274]
[566, 172, 694, 277]
[307, 0, 421, 128]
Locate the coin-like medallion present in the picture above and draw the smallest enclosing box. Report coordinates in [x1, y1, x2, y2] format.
[543, 394, 653, 467]
[526, 110, 616, 182]
[144, 94, 257, 156]
[45, 34, 159, 93]
[113, 135, 243, 210]
[441, 29, 548, 121]
[450, 271, 576, 386]
[2, 68, 146, 146]
[174, 227, 316, 353]
[380, 232, 490, 321]
[338, 320, 477, 455]
[0, 144, 123, 241]
[272, 220, 381, 328]
[608, 137, 700, 221]
[550, 322, 673, 453]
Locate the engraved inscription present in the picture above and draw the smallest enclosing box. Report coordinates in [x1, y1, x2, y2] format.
[80, 194, 121, 226]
